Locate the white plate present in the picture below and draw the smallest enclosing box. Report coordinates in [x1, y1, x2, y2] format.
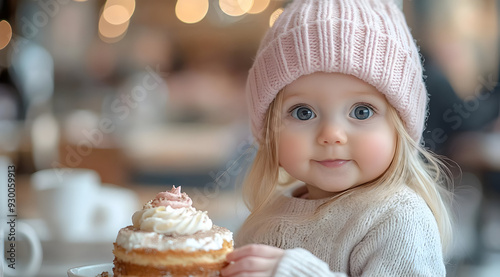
[67, 263, 113, 277]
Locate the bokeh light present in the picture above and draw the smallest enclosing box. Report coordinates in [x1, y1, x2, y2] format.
[98, 14, 129, 43]
[269, 8, 283, 27]
[219, 0, 254, 17]
[248, 0, 270, 14]
[0, 20, 13, 50]
[175, 0, 209, 24]
[103, 4, 131, 25]
[98, 0, 135, 43]
[105, 0, 136, 15]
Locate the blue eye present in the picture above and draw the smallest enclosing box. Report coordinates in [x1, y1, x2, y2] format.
[291, 106, 316, 121]
[350, 105, 374, 120]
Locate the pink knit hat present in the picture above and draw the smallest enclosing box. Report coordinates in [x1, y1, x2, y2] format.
[246, 0, 427, 143]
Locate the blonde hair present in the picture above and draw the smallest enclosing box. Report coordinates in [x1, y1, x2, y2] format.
[241, 89, 454, 254]
[242, 90, 284, 218]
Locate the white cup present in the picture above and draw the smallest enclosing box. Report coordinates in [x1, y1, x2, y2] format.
[2, 221, 43, 277]
[92, 184, 140, 241]
[31, 168, 101, 241]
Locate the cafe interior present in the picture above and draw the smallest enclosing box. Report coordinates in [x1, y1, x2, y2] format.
[1, 0, 500, 276]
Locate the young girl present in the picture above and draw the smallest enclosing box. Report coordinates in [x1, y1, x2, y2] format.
[221, 0, 453, 276]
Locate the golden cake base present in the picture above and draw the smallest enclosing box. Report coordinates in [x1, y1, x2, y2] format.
[112, 240, 233, 277]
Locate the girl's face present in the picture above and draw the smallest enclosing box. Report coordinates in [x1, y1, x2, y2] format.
[279, 72, 397, 199]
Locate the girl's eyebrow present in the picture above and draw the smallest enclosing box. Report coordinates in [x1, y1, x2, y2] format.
[282, 93, 303, 101]
[281, 91, 310, 104]
[282, 95, 312, 108]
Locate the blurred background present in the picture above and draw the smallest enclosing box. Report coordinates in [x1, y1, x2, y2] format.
[0, 0, 499, 276]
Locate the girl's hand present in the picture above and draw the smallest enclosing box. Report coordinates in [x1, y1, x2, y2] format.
[221, 244, 285, 277]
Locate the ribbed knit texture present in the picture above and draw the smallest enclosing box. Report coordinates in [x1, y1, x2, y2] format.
[247, 0, 427, 143]
[236, 185, 445, 276]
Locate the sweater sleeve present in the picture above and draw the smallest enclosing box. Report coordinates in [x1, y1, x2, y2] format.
[275, 248, 348, 277]
[349, 204, 446, 276]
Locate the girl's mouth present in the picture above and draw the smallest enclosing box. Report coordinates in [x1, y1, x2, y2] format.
[316, 159, 350, 168]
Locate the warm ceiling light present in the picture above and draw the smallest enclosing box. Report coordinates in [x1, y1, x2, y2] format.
[248, 0, 270, 14]
[175, 0, 209, 24]
[269, 8, 283, 27]
[0, 20, 12, 50]
[219, 0, 254, 17]
[99, 15, 129, 42]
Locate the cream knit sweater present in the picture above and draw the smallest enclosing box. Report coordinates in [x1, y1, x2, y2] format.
[236, 184, 445, 276]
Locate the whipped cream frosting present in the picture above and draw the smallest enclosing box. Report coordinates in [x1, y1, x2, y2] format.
[116, 225, 233, 252]
[116, 186, 233, 252]
[131, 186, 212, 236]
[132, 205, 212, 235]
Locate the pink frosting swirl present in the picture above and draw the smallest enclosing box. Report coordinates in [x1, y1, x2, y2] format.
[145, 186, 193, 209]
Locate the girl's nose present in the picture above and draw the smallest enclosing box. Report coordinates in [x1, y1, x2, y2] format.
[317, 122, 348, 145]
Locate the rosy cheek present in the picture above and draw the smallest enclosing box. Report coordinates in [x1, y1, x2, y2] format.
[278, 134, 303, 167]
[357, 133, 395, 172]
